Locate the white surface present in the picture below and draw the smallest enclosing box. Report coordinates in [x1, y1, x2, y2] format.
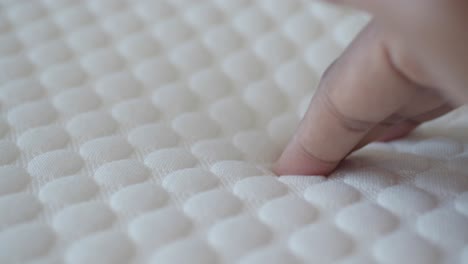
[0, 0, 467, 264]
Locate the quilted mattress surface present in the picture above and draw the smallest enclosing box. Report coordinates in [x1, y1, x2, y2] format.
[0, 0, 467, 263]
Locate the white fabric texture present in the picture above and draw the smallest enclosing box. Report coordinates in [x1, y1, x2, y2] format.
[0, 0, 467, 264]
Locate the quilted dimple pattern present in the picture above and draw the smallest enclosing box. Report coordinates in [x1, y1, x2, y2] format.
[0, 0, 466, 264]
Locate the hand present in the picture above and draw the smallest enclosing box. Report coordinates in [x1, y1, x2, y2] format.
[275, 0, 468, 176]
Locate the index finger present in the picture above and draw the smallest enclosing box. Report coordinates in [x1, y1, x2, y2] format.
[275, 22, 418, 176]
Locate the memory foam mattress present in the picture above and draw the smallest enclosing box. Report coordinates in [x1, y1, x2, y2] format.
[0, 0, 467, 263]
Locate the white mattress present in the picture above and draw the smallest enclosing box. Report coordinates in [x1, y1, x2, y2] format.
[0, 0, 467, 263]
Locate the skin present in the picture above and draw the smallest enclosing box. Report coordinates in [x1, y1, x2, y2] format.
[275, 0, 468, 176]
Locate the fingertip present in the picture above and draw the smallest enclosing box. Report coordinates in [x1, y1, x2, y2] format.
[274, 140, 338, 176]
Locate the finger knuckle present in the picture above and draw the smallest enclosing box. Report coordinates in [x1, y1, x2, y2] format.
[322, 90, 374, 133]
